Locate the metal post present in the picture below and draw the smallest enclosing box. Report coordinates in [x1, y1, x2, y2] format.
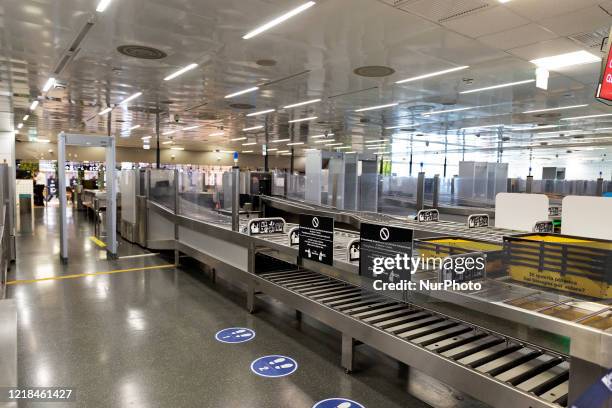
[105, 136, 117, 257]
[290, 148, 294, 174]
[526, 175, 533, 193]
[416, 171, 425, 211]
[231, 166, 240, 231]
[58, 132, 68, 262]
[264, 117, 269, 172]
[155, 112, 161, 169]
[432, 174, 440, 209]
[341, 333, 355, 374]
[596, 177, 604, 196]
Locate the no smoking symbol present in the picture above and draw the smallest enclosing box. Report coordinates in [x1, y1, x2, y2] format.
[312, 217, 319, 228]
[380, 227, 390, 241]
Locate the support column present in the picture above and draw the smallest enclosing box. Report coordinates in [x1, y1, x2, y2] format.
[58, 133, 68, 262]
[231, 166, 239, 232]
[105, 136, 117, 257]
[416, 172, 425, 211]
[526, 175, 533, 193]
[155, 112, 161, 169]
[596, 177, 604, 196]
[432, 174, 440, 209]
[341, 333, 355, 374]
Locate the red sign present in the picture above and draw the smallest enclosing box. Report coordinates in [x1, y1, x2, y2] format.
[597, 38, 612, 102]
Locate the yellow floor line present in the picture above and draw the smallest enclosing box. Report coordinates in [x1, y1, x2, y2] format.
[6, 264, 175, 286]
[89, 236, 107, 248]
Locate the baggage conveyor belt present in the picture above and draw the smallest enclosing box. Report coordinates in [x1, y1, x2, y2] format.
[254, 267, 571, 408]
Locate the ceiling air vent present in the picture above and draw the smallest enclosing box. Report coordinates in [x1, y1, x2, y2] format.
[568, 26, 610, 50]
[395, 0, 491, 23]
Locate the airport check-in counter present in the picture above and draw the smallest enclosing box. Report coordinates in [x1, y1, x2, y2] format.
[131, 169, 611, 408]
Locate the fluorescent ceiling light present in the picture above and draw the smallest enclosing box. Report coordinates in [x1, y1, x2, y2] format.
[271, 138, 290, 143]
[182, 125, 201, 131]
[143, 145, 150, 150]
[422, 106, 474, 116]
[314, 139, 334, 144]
[461, 124, 503, 131]
[130, 125, 141, 131]
[220, 150, 234, 154]
[30, 100, 39, 110]
[141, 136, 151, 140]
[37, 138, 50, 143]
[310, 133, 333, 138]
[283, 98, 321, 109]
[209, 132, 225, 136]
[367, 145, 387, 150]
[242, 142, 257, 146]
[267, 148, 278, 151]
[345, 151, 356, 154]
[355, 103, 398, 112]
[171, 147, 185, 151]
[277, 150, 290, 153]
[96, 0, 112, 12]
[460, 79, 534, 94]
[243, 125, 264, 131]
[288, 116, 317, 123]
[365, 139, 387, 144]
[164, 63, 198, 81]
[224, 86, 259, 99]
[325, 142, 342, 146]
[162, 141, 173, 145]
[286, 142, 304, 146]
[119, 92, 142, 106]
[242, 1, 316, 39]
[561, 113, 612, 121]
[42, 77, 56, 92]
[22, 115, 29, 121]
[335, 146, 351, 149]
[522, 104, 588, 114]
[162, 130, 177, 136]
[231, 137, 247, 141]
[99, 107, 112, 115]
[17, 123, 23, 129]
[595, 127, 612, 131]
[247, 109, 275, 117]
[506, 124, 559, 131]
[396, 66, 469, 84]
[531, 51, 600, 70]
[242, 150, 254, 153]
[385, 125, 412, 130]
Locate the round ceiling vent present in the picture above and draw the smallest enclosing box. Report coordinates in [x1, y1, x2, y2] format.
[117, 45, 167, 60]
[256, 59, 277, 67]
[229, 103, 255, 110]
[353, 66, 395, 78]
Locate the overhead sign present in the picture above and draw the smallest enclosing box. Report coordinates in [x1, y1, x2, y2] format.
[250, 355, 298, 378]
[596, 27, 612, 104]
[347, 239, 360, 262]
[533, 220, 554, 233]
[247, 218, 285, 236]
[359, 223, 413, 283]
[439, 252, 486, 284]
[548, 206, 561, 217]
[416, 209, 439, 222]
[299, 214, 334, 265]
[214, 327, 256, 344]
[288, 226, 300, 246]
[313, 398, 365, 408]
[467, 214, 489, 228]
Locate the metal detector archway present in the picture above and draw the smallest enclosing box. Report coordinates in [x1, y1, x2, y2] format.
[57, 132, 116, 261]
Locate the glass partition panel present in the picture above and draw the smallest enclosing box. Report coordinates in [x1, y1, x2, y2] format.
[149, 169, 176, 211]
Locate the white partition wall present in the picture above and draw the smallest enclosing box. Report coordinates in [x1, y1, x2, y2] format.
[562, 196, 612, 240]
[305, 150, 322, 205]
[495, 193, 549, 232]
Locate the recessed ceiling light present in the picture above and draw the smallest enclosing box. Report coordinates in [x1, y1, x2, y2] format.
[355, 103, 398, 112]
[271, 138, 290, 143]
[17, 123, 23, 129]
[209, 132, 225, 136]
[164, 63, 198, 81]
[30, 100, 39, 110]
[345, 151, 356, 154]
[288, 116, 317, 123]
[506, 124, 559, 131]
[310, 133, 333, 139]
[531, 51, 600, 70]
[522, 104, 589, 114]
[119, 92, 142, 106]
[287, 142, 304, 146]
[561, 113, 612, 121]
[143, 145, 151, 150]
[242, 1, 316, 40]
[130, 125, 141, 131]
[170, 147, 185, 151]
[22, 115, 29, 121]
[162, 141, 173, 145]
[365, 139, 388, 144]
[162, 130, 177, 136]
[231, 137, 247, 141]
[325, 142, 342, 146]
[37, 138, 50, 143]
[267, 148, 278, 151]
[367, 145, 387, 149]
[277, 150, 290, 153]
[247, 108, 275, 117]
[335, 146, 351, 149]
[283, 98, 321, 109]
[314, 139, 334, 144]
[396, 66, 469, 84]
[595, 127, 612, 131]
[422, 106, 475, 116]
[242, 150, 254, 153]
[242, 142, 257, 146]
[96, 0, 112, 12]
[42, 77, 56, 92]
[385, 125, 412, 130]
[243, 125, 264, 131]
[224, 86, 259, 99]
[460, 79, 534, 94]
[99, 107, 112, 115]
[141, 136, 151, 140]
[182, 125, 201, 131]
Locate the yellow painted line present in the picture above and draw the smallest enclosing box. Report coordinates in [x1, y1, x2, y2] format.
[6, 264, 175, 286]
[89, 236, 107, 248]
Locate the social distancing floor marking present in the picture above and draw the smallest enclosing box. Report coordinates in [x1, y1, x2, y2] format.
[89, 236, 107, 248]
[6, 264, 175, 286]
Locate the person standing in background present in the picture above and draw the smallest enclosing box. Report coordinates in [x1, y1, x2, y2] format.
[34, 171, 46, 206]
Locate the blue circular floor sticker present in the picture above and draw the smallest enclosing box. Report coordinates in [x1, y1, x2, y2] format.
[215, 327, 256, 343]
[250, 355, 298, 377]
[313, 399, 365, 408]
